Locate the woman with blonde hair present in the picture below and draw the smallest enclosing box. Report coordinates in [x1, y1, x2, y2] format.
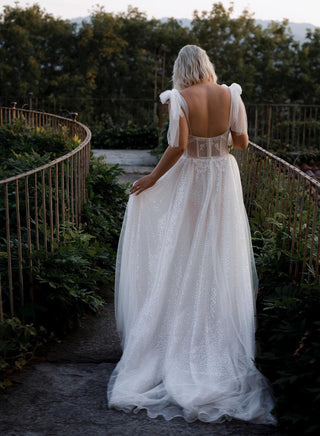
[107, 45, 277, 426]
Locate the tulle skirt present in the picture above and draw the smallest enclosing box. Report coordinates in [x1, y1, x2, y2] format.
[107, 153, 277, 425]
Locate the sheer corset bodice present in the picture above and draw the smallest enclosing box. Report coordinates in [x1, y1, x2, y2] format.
[184, 130, 230, 159]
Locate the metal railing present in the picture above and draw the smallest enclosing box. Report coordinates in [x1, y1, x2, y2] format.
[1, 102, 319, 322]
[0, 107, 91, 320]
[2, 97, 319, 151]
[0, 95, 155, 127]
[234, 142, 320, 283]
[247, 104, 320, 152]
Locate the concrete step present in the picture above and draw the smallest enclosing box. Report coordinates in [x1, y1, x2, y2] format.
[92, 149, 158, 168]
[92, 149, 158, 185]
[118, 173, 146, 185]
[119, 165, 155, 174]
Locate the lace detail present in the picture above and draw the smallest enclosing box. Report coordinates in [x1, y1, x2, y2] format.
[185, 131, 230, 158]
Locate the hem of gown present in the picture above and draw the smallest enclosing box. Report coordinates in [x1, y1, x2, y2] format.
[108, 402, 278, 427]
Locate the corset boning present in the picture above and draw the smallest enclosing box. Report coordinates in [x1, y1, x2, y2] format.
[184, 131, 229, 158]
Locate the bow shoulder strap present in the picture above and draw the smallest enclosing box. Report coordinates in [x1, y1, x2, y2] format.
[159, 89, 189, 148]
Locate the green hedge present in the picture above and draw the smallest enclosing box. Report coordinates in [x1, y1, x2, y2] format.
[250, 208, 320, 435]
[0, 119, 80, 178]
[91, 123, 158, 150]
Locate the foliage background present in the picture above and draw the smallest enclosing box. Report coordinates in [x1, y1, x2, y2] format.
[0, 2, 319, 129]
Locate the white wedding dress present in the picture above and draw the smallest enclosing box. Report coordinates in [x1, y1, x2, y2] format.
[107, 83, 277, 425]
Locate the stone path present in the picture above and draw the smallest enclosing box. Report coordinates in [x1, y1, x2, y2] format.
[0, 150, 282, 435]
[93, 149, 158, 185]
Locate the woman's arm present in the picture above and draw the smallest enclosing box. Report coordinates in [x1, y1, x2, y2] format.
[230, 90, 248, 150]
[231, 131, 249, 150]
[130, 109, 189, 196]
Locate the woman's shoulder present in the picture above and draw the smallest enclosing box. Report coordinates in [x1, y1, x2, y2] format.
[180, 82, 228, 99]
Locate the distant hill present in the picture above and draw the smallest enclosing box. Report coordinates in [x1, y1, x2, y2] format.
[70, 16, 90, 27]
[255, 19, 317, 42]
[70, 16, 318, 43]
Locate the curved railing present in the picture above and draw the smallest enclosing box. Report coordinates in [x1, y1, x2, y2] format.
[234, 141, 320, 283]
[1, 104, 318, 321]
[0, 107, 91, 319]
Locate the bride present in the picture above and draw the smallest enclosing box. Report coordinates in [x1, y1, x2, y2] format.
[107, 45, 277, 425]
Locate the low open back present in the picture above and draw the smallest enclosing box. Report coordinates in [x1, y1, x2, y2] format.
[178, 88, 231, 158]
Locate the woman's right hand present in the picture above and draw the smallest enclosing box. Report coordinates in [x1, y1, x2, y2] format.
[129, 174, 157, 196]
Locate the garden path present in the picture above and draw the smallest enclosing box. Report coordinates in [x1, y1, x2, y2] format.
[93, 149, 158, 185]
[0, 150, 282, 436]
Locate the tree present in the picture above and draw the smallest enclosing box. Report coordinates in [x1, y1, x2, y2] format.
[0, 1, 319, 122]
[298, 28, 320, 103]
[0, 4, 75, 100]
[254, 20, 300, 103]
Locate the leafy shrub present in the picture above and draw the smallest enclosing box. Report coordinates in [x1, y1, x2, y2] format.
[0, 317, 49, 389]
[82, 154, 128, 251]
[151, 120, 168, 159]
[29, 226, 106, 337]
[274, 149, 320, 167]
[256, 283, 320, 435]
[0, 149, 53, 179]
[250, 211, 296, 286]
[91, 123, 158, 150]
[0, 119, 80, 178]
[250, 208, 320, 434]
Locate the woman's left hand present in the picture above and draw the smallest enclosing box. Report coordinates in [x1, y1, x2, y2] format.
[130, 174, 157, 196]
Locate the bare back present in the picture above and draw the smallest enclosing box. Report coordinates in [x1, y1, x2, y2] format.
[180, 83, 231, 137]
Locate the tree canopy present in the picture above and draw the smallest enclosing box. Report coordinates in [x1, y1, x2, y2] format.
[0, 2, 319, 123]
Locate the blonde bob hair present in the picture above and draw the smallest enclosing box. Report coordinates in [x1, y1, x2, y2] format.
[172, 45, 217, 90]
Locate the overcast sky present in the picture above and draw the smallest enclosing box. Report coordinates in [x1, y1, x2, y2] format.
[1, 1, 320, 26]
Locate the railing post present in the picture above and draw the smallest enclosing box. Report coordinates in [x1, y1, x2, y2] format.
[254, 106, 258, 143]
[267, 105, 272, 149]
[70, 112, 78, 138]
[11, 101, 17, 120]
[0, 275, 3, 322]
[28, 92, 33, 110]
[70, 112, 78, 121]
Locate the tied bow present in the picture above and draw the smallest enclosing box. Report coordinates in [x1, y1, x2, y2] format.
[159, 89, 185, 148]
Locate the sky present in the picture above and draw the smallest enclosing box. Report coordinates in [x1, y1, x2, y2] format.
[1, 0, 320, 27]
